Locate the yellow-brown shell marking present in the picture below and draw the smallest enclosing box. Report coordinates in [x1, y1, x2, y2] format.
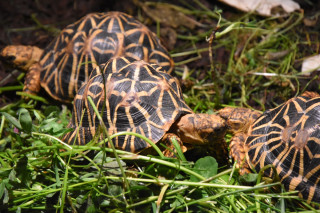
[63, 60, 191, 152]
[246, 93, 320, 203]
[32, 12, 173, 102]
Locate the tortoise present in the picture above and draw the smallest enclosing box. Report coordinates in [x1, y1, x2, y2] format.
[63, 58, 228, 161]
[219, 91, 320, 205]
[1, 12, 173, 103]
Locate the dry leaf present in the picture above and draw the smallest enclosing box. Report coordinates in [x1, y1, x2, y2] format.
[137, 2, 203, 29]
[219, 0, 300, 17]
[303, 17, 318, 27]
[301, 54, 320, 76]
[264, 50, 290, 60]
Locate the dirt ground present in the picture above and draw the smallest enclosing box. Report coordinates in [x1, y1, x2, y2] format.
[0, 0, 319, 106]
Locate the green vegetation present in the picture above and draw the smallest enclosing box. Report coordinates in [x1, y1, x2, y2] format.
[1, 1, 319, 212]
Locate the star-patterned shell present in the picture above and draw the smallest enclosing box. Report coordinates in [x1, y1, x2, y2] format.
[63, 59, 191, 152]
[38, 12, 173, 102]
[245, 93, 320, 203]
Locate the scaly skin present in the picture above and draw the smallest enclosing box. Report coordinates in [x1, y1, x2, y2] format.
[173, 113, 228, 164]
[1, 45, 43, 96]
[219, 107, 262, 174]
[1, 45, 43, 71]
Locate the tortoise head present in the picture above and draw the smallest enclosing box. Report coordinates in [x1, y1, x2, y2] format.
[173, 113, 227, 145]
[218, 107, 262, 134]
[1, 45, 43, 71]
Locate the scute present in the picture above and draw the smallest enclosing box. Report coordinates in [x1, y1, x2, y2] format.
[63, 60, 192, 152]
[246, 94, 320, 203]
[37, 12, 173, 102]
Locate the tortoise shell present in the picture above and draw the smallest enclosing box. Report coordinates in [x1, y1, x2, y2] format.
[38, 12, 173, 102]
[245, 92, 320, 203]
[63, 59, 192, 152]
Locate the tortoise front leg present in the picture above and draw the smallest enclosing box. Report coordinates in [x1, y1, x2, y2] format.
[161, 133, 188, 158]
[229, 132, 251, 175]
[23, 63, 41, 96]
